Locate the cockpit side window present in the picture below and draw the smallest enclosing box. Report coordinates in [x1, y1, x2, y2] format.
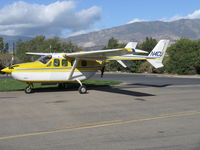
[81, 60, 87, 67]
[54, 59, 60, 67]
[62, 59, 68, 67]
[71, 60, 74, 66]
[47, 61, 52, 67]
[37, 55, 52, 64]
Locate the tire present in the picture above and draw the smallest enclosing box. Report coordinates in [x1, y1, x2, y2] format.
[25, 87, 32, 94]
[78, 85, 87, 94]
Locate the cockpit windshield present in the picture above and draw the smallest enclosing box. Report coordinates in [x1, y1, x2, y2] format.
[36, 55, 52, 64]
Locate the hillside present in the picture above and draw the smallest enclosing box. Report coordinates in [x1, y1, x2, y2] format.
[65, 19, 200, 48]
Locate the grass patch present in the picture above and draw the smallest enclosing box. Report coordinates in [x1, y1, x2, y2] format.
[0, 79, 121, 92]
[83, 80, 121, 86]
[0, 79, 27, 91]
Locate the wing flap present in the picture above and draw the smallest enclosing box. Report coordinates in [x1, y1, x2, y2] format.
[107, 54, 158, 60]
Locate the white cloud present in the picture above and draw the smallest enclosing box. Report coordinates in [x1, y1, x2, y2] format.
[185, 9, 200, 19]
[128, 9, 200, 24]
[162, 9, 200, 22]
[67, 30, 88, 37]
[0, 1, 101, 36]
[127, 18, 146, 24]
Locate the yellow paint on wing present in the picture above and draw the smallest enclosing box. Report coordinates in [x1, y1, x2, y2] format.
[108, 56, 147, 60]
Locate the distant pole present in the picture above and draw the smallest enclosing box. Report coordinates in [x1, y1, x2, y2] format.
[49, 45, 52, 53]
[12, 42, 15, 64]
[13, 42, 15, 55]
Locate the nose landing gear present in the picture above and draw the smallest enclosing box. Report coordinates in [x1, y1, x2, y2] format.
[25, 83, 34, 94]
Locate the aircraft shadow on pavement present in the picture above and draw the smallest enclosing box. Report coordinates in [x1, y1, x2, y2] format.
[126, 83, 172, 88]
[33, 84, 155, 97]
[91, 86, 155, 97]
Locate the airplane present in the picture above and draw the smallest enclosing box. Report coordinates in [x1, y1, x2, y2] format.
[1, 39, 169, 94]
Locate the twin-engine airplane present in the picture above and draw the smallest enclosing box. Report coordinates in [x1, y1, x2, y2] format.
[1, 40, 169, 94]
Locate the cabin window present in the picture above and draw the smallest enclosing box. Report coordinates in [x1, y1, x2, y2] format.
[81, 60, 87, 67]
[71, 60, 74, 66]
[37, 55, 52, 64]
[47, 61, 52, 67]
[62, 59, 68, 66]
[54, 59, 60, 67]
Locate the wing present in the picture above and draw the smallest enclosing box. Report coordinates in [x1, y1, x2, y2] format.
[63, 48, 132, 60]
[26, 49, 130, 59]
[26, 48, 148, 61]
[65, 49, 129, 57]
[26, 52, 54, 56]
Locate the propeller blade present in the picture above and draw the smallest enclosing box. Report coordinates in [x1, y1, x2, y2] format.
[101, 66, 105, 78]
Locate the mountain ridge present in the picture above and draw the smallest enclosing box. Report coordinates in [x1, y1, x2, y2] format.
[65, 19, 200, 48]
[2, 19, 200, 50]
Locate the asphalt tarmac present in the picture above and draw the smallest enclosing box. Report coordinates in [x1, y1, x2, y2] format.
[92, 73, 200, 85]
[0, 73, 200, 150]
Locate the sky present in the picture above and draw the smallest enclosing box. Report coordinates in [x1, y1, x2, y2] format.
[1, 0, 200, 37]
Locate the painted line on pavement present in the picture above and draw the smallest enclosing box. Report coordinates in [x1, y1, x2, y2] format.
[0, 110, 199, 141]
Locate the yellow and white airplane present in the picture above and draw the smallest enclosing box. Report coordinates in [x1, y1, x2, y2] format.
[1, 40, 169, 94]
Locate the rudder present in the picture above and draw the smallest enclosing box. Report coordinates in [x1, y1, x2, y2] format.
[147, 40, 170, 68]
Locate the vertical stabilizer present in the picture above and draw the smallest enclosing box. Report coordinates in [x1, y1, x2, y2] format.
[147, 40, 170, 68]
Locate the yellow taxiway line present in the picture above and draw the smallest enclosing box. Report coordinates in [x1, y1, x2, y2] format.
[0, 110, 200, 141]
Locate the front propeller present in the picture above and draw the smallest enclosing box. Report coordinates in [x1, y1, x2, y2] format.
[1, 55, 15, 74]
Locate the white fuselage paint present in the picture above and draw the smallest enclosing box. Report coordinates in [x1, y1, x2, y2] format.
[11, 71, 96, 82]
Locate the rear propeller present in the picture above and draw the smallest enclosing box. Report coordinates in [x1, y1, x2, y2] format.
[101, 66, 105, 78]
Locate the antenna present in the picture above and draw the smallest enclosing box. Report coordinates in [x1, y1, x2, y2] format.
[49, 45, 52, 53]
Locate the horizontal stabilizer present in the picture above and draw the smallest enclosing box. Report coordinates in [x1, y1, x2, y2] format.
[134, 49, 148, 54]
[125, 42, 137, 49]
[125, 42, 148, 54]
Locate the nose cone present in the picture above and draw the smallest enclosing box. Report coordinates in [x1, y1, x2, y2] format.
[1, 67, 12, 74]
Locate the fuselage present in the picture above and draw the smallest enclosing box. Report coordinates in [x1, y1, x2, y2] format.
[2, 55, 101, 83]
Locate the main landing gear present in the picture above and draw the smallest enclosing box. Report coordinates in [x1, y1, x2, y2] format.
[25, 83, 34, 94]
[24, 81, 87, 94]
[76, 79, 87, 94]
[78, 85, 87, 94]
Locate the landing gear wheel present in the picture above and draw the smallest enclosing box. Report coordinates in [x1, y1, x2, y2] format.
[78, 85, 87, 94]
[25, 86, 32, 94]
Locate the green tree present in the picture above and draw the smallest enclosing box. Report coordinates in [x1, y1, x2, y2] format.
[104, 37, 159, 73]
[0, 53, 12, 67]
[132, 37, 157, 73]
[0, 37, 4, 53]
[15, 35, 80, 62]
[137, 37, 157, 52]
[62, 41, 80, 52]
[0, 37, 9, 54]
[103, 37, 124, 49]
[165, 38, 200, 74]
[3, 43, 9, 53]
[103, 37, 126, 72]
